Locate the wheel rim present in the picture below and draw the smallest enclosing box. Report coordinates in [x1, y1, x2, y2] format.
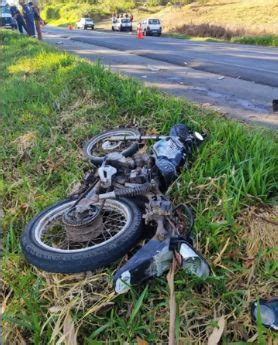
[34, 199, 131, 253]
[86, 129, 138, 158]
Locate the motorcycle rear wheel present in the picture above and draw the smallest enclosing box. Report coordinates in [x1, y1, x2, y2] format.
[21, 197, 142, 273]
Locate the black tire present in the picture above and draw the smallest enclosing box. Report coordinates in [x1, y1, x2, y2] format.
[112, 26, 115, 31]
[21, 198, 142, 273]
[84, 128, 140, 165]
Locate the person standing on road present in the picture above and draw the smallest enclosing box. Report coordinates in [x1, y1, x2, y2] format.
[19, 0, 36, 37]
[9, 5, 28, 34]
[29, 1, 43, 40]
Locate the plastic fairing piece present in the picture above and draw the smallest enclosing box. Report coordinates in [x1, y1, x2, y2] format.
[113, 236, 210, 294]
[114, 238, 173, 294]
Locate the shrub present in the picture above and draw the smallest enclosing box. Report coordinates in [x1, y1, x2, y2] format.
[171, 23, 246, 40]
[146, 0, 168, 6]
[45, 6, 60, 20]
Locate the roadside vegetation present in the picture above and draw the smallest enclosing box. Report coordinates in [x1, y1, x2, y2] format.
[1, 30, 278, 343]
[166, 32, 278, 47]
[40, 0, 278, 47]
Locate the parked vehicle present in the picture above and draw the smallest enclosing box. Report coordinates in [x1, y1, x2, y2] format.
[0, 5, 17, 29]
[112, 17, 132, 32]
[21, 124, 210, 293]
[76, 17, 94, 30]
[139, 18, 162, 36]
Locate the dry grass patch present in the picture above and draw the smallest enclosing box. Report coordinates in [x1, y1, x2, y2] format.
[12, 132, 37, 156]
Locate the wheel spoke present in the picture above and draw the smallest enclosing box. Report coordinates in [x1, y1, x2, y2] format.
[39, 202, 129, 252]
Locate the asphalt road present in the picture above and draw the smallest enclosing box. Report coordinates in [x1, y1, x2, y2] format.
[42, 26, 278, 128]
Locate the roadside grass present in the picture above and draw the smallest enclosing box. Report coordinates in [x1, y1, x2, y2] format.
[231, 35, 278, 47]
[1, 30, 278, 343]
[165, 32, 278, 47]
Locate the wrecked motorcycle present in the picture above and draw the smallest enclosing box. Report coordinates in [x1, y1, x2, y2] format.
[21, 124, 210, 293]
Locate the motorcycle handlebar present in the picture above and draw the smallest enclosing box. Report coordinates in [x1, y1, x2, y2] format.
[107, 132, 204, 142]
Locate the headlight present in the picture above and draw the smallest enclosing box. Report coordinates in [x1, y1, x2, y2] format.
[180, 243, 210, 278]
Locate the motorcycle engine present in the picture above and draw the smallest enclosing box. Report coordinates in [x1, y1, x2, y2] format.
[151, 124, 194, 190]
[152, 136, 185, 190]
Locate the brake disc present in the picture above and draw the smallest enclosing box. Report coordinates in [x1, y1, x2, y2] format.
[102, 140, 122, 151]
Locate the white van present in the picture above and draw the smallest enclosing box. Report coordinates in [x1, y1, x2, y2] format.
[139, 18, 162, 36]
[76, 18, 94, 30]
[112, 18, 132, 32]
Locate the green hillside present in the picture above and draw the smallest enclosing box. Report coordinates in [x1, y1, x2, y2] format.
[41, 0, 278, 37]
[39, 0, 278, 45]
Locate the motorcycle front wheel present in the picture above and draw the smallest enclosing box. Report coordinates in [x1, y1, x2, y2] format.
[83, 128, 140, 165]
[21, 197, 142, 273]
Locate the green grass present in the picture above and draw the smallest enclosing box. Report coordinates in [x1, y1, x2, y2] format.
[1, 30, 277, 344]
[164, 32, 278, 47]
[231, 35, 278, 47]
